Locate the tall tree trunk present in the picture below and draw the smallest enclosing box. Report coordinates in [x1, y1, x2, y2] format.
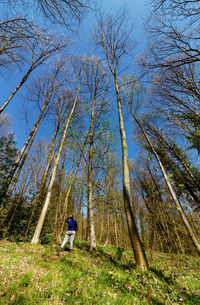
[31, 88, 80, 244]
[114, 74, 148, 269]
[87, 98, 96, 251]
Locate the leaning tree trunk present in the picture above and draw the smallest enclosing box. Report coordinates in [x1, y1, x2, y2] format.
[8, 118, 46, 197]
[5, 78, 56, 198]
[31, 88, 80, 244]
[114, 74, 148, 270]
[25, 124, 61, 236]
[128, 99, 200, 254]
[0, 63, 37, 113]
[6, 107, 46, 194]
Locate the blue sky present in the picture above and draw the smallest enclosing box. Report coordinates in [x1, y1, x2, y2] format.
[0, 0, 149, 160]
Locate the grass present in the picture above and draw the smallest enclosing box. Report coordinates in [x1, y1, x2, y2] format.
[0, 239, 199, 304]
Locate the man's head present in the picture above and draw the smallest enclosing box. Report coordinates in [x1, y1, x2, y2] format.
[69, 214, 73, 219]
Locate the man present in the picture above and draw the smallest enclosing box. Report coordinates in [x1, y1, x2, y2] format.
[60, 215, 78, 252]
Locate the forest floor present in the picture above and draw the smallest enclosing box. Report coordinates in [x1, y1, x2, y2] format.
[0, 240, 199, 305]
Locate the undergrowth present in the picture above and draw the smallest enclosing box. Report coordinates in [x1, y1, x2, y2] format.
[0, 240, 199, 304]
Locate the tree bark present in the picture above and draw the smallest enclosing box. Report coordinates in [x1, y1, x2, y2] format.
[114, 75, 148, 269]
[87, 98, 96, 250]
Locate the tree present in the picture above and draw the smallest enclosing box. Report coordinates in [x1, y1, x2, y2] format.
[143, 0, 200, 70]
[122, 76, 200, 254]
[132, 161, 187, 254]
[0, 133, 17, 206]
[151, 0, 200, 19]
[37, 0, 91, 27]
[92, 10, 148, 269]
[1, 0, 92, 28]
[31, 72, 82, 243]
[3, 58, 68, 200]
[0, 18, 33, 70]
[0, 113, 11, 135]
[0, 27, 66, 113]
[82, 55, 110, 251]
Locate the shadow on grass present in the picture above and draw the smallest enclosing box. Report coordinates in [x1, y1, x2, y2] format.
[150, 267, 174, 284]
[76, 241, 131, 268]
[75, 241, 200, 305]
[151, 267, 200, 304]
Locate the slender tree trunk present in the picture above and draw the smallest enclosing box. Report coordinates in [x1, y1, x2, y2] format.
[114, 74, 148, 269]
[25, 173, 40, 236]
[25, 133, 60, 236]
[103, 209, 109, 247]
[31, 88, 80, 244]
[8, 120, 46, 196]
[99, 201, 104, 243]
[114, 214, 119, 247]
[56, 127, 90, 243]
[41, 119, 61, 185]
[87, 98, 96, 251]
[23, 156, 44, 197]
[0, 65, 35, 113]
[5, 100, 51, 200]
[37, 121, 62, 204]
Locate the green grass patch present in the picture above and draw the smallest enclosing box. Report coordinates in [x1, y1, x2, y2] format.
[0, 239, 199, 304]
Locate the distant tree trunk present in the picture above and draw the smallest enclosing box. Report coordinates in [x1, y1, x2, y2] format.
[31, 87, 80, 244]
[87, 98, 96, 251]
[99, 201, 104, 243]
[19, 160, 35, 196]
[114, 214, 119, 247]
[76, 173, 85, 239]
[103, 209, 109, 247]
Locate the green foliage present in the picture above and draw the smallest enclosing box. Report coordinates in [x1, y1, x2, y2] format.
[0, 240, 199, 305]
[0, 133, 17, 205]
[40, 232, 55, 244]
[19, 272, 33, 287]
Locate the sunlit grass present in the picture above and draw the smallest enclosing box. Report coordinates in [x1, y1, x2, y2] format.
[0, 239, 199, 304]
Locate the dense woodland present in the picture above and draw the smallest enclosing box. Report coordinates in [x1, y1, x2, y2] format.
[0, 0, 200, 271]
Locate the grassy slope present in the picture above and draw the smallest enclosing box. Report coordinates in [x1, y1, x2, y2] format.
[0, 240, 199, 305]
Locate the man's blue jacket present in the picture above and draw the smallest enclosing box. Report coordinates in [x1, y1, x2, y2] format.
[65, 218, 77, 231]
